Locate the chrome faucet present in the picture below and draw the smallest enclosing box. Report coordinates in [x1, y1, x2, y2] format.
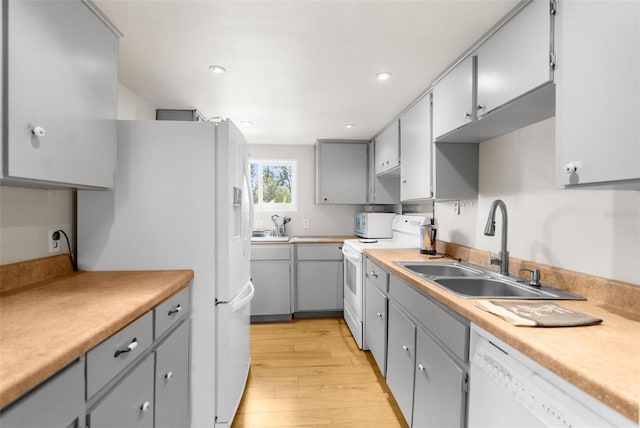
[484, 199, 509, 275]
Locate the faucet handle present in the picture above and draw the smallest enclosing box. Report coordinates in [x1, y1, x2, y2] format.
[519, 268, 541, 287]
[488, 256, 502, 266]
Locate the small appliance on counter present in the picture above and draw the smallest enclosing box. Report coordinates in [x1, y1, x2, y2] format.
[354, 212, 395, 239]
[420, 219, 437, 255]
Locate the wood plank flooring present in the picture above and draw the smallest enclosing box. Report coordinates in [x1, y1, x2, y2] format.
[233, 318, 408, 428]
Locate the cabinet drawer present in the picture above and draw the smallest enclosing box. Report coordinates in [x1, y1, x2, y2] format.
[0, 359, 84, 428]
[296, 243, 343, 260]
[365, 257, 389, 293]
[250, 245, 291, 260]
[154, 287, 190, 339]
[88, 355, 154, 428]
[389, 276, 469, 361]
[86, 311, 153, 399]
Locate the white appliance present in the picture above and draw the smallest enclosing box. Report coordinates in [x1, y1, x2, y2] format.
[342, 215, 425, 349]
[469, 324, 636, 428]
[354, 212, 395, 238]
[77, 120, 254, 428]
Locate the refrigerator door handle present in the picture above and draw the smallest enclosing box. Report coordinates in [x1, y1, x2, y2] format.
[230, 280, 255, 312]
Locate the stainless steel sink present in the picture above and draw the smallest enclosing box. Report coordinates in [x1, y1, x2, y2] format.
[394, 261, 584, 300]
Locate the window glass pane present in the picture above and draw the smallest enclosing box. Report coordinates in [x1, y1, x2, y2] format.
[250, 163, 259, 204]
[261, 165, 292, 204]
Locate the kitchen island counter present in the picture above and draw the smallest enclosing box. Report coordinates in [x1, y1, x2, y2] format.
[0, 259, 193, 409]
[365, 247, 640, 424]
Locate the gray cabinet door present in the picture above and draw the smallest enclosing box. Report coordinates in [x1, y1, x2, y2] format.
[5, 0, 118, 189]
[89, 355, 155, 428]
[413, 328, 466, 428]
[374, 121, 400, 175]
[400, 94, 432, 201]
[316, 140, 368, 204]
[432, 56, 474, 140]
[364, 279, 387, 376]
[251, 261, 291, 316]
[386, 302, 416, 426]
[297, 261, 343, 311]
[555, 1, 640, 187]
[155, 320, 190, 428]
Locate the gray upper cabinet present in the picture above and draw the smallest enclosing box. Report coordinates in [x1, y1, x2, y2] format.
[2, 0, 119, 189]
[316, 140, 368, 204]
[367, 141, 400, 204]
[400, 94, 432, 201]
[374, 121, 401, 175]
[432, 56, 474, 140]
[555, 1, 640, 189]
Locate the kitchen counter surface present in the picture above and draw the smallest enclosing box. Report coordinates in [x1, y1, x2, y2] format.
[365, 248, 640, 423]
[0, 269, 194, 409]
[251, 235, 356, 244]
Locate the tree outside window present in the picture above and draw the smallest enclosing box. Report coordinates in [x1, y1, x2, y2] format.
[250, 160, 297, 211]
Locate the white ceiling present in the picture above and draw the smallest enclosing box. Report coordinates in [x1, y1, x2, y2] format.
[96, 0, 519, 145]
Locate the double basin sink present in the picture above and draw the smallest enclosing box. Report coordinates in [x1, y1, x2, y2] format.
[395, 262, 584, 300]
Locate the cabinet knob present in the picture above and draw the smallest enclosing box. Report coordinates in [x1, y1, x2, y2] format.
[324, 197, 328, 201]
[477, 104, 486, 111]
[463, 112, 471, 119]
[402, 345, 409, 352]
[140, 401, 151, 412]
[114, 338, 138, 358]
[376, 312, 383, 318]
[165, 371, 174, 380]
[168, 304, 182, 316]
[31, 126, 46, 137]
[370, 271, 378, 278]
[402, 180, 407, 184]
[564, 161, 581, 174]
[417, 364, 426, 372]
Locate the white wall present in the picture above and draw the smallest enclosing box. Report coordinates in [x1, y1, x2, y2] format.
[117, 82, 156, 120]
[249, 144, 362, 236]
[435, 118, 640, 286]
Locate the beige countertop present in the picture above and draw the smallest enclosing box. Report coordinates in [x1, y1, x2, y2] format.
[251, 235, 356, 244]
[0, 269, 194, 409]
[365, 248, 640, 424]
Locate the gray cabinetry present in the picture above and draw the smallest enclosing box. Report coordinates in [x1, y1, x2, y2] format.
[432, 56, 474, 140]
[364, 278, 387, 376]
[250, 244, 292, 320]
[296, 244, 344, 313]
[88, 356, 155, 428]
[316, 140, 368, 204]
[2, 0, 119, 189]
[0, 359, 84, 428]
[374, 121, 401, 175]
[555, 1, 640, 188]
[400, 94, 432, 201]
[386, 302, 416, 426]
[367, 140, 400, 204]
[154, 320, 190, 428]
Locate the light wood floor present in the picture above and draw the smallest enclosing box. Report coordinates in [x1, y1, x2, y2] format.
[233, 318, 408, 428]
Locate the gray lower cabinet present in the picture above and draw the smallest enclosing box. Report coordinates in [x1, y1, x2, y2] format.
[89, 356, 155, 428]
[296, 244, 344, 313]
[364, 278, 388, 376]
[250, 244, 292, 319]
[155, 320, 191, 428]
[386, 302, 416, 426]
[0, 359, 84, 428]
[413, 328, 466, 428]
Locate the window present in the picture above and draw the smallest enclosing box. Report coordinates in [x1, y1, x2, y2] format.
[250, 159, 297, 211]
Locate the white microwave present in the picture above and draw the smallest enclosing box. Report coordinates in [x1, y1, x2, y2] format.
[354, 212, 395, 238]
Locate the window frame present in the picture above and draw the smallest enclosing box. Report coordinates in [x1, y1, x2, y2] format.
[250, 158, 298, 212]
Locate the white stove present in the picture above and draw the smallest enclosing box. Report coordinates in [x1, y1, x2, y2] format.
[342, 215, 426, 349]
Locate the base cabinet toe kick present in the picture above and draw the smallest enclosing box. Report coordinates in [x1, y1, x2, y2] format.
[0, 286, 192, 428]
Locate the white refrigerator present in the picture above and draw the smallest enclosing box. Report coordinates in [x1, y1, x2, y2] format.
[77, 119, 254, 428]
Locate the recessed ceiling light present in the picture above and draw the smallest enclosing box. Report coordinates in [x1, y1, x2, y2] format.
[375, 72, 392, 81]
[345, 124, 355, 129]
[241, 121, 253, 126]
[208, 65, 226, 75]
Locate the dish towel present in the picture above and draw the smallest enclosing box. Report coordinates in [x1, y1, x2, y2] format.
[475, 301, 603, 327]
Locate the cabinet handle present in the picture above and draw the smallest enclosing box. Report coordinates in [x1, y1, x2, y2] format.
[564, 162, 580, 174]
[417, 364, 426, 372]
[168, 304, 182, 316]
[114, 338, 138, 358]
[376, 312, 383, 318]
[402, 345, 409, 352]
[165, 371, 174, 380]
[370, 271, 378, 278]
[31, 126, 46, 137]
[140, 401, 151, 412]
[338, 246, 342, 250]
[402, 180, 407, 184]
[463, 112, 471, 119]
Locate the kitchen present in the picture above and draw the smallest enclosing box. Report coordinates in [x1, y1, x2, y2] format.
[1, 0, 639, 427]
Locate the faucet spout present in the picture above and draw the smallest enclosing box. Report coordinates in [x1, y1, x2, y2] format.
[484, 199, 509, 275]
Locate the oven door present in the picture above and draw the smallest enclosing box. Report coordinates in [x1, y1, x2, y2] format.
[342, 244, 364, 348]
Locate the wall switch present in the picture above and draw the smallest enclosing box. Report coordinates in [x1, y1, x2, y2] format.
[48, 229, 61, 254]
[303, 219, 310, 229]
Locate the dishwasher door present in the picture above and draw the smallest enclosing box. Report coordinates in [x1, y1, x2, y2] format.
[468, 324, 635, 428]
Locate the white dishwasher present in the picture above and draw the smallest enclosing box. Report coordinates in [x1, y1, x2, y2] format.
[468, 324, 636, 428]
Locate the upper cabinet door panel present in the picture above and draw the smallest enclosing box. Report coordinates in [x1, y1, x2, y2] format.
[400, 94, 432, 201]
[476, 0, 551, 116]
[432, 56, 474, 140]
[555, 1, 640, 187]
[316, 141, 368, 204]
[6, 0, 118, 188]
[375, 121, 400, 175]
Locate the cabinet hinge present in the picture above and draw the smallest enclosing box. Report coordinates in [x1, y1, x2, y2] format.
[462, 375, 469, 393]
[550, 52, 557, 70]
[550, 0, 557, 16]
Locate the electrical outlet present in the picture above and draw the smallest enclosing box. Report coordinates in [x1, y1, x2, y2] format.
[453, 201, 460, 215]
[303, 219, 310, 229]
[48, 229, 61, 254]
